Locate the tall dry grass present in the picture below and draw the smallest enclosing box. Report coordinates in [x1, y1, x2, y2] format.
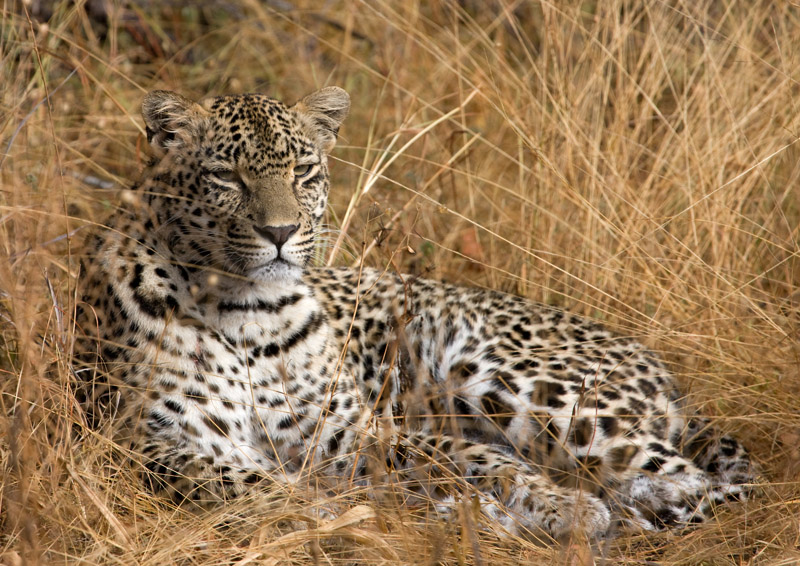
[1, 0, 799, 564]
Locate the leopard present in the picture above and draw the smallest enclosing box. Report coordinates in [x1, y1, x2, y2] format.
[74, 86, 755, 543]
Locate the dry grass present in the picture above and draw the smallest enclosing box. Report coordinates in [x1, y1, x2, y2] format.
[2, 0, 799, 563]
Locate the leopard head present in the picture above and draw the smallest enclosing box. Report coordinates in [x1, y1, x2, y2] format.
[139, 87, 349, 283]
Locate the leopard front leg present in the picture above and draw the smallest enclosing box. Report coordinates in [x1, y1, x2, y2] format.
[137, 435, 282, 507]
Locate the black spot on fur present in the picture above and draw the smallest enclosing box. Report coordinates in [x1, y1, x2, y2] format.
[480, 391, 514, 427]
[203, 414, 230, 436]
[164, 399, 184, 414]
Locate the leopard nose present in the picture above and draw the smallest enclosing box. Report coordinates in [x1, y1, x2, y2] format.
[254, 223, 299, 250]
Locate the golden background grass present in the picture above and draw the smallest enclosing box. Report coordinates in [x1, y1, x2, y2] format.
[1, 1, 799, 563]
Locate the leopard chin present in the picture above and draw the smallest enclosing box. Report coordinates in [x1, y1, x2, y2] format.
[247, 259, 303, 283]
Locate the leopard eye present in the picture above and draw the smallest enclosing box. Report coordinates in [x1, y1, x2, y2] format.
[211, 170, 241, 186]
[293, 164, 313, 179]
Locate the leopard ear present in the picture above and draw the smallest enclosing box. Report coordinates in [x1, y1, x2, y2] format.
[293, 86, 350, 153]
[142, 90, 206, 153]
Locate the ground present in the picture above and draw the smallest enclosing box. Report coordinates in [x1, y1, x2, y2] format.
[1, 1, 799, 564]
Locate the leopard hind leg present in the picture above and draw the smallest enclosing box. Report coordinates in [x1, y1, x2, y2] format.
[607, 421, 755, 532]
[678, 417, 757, 505]
[380, 431, 611, 542]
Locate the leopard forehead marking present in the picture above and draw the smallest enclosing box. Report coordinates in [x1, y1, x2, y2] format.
[201, 95, 303, 169]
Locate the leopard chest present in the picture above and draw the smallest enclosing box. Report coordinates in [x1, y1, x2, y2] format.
[134, 298, 337, 469]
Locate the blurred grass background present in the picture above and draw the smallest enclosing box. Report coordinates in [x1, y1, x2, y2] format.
[1, 0, 799, 563]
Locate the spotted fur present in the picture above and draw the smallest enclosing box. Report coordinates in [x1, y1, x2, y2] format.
[75, 87, 755, 542]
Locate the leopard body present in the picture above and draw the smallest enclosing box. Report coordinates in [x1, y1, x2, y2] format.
[75, 87, 754, 541]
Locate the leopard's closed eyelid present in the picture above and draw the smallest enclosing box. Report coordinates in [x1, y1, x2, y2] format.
[210, 169, 242, 184]
[293, 163, 314, 178]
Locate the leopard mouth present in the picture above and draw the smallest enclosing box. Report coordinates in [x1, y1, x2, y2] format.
[224, 243, 305, 281]
[249, 257, 289, 270]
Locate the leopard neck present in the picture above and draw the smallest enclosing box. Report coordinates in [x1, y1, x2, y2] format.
[103, 204, 328, 344]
